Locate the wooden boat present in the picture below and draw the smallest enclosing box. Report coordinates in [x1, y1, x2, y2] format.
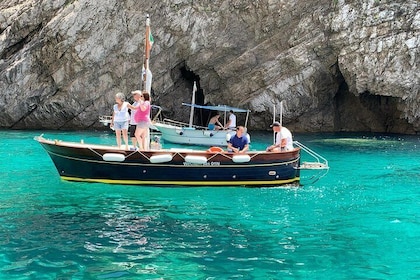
[35, 135, 302, 187]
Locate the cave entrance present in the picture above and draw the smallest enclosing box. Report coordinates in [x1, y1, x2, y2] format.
[334, 82, 413, 133]
[180, 66, 213, 127]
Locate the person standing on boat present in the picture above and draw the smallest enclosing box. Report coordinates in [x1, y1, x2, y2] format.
[224, 110, 236, 130]
[111, 92, 130, 150]
[227, 126, 249, 153]
[129, 90, 142, 148]
[208, 113, 223, 130]
[266, 122, 293, 152]
[128, 91, 151, 150]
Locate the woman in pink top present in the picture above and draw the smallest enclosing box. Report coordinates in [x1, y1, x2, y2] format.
[128, 91, 151, 150]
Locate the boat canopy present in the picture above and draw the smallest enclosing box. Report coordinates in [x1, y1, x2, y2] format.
[181, 103, 250, 113]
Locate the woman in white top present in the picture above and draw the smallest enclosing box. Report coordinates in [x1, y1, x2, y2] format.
[111, 92, 130, 149]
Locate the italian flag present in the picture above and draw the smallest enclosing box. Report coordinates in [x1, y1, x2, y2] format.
[149, 32, 154, 49]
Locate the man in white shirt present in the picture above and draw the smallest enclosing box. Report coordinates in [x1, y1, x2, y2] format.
[129, 90, 141, 148]
[224, 110, 236, 130]
[266, 122, 294, 152]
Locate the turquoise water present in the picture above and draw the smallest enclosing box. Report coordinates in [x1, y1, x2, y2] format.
[0, 130, 419, 279]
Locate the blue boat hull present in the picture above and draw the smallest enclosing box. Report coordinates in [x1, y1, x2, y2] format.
[37, 137, 300, 187]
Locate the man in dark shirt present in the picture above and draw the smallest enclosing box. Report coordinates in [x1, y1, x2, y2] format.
[227, 126, 249, 153]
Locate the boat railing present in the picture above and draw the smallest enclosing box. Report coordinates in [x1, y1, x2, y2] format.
[151, 105, 163, 122]
[294, 141, 329, 185]
[293, 141, 329, 170]
[99, 115, 113, 126]
[160, 118, 207, 129]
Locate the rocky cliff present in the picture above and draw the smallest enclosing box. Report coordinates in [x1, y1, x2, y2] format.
[0, 0, 418, 133]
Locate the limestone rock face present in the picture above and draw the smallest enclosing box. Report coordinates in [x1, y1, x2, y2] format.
[0, 0, 418, 133]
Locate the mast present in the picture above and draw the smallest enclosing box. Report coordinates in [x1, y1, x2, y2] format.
[272, 101, 283, 144]
[188, 81, 197, 128]
[142, 15, 153, 93]
[279, 100, 283, 126]
[273, 105, 276, 144]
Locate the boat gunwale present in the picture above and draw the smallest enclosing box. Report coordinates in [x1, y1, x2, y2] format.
[35, 136, 301, 160]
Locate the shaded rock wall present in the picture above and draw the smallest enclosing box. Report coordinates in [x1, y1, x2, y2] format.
[0, 0, 418, 133]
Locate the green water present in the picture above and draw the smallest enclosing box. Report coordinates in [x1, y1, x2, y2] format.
[0, 130, 419, 279]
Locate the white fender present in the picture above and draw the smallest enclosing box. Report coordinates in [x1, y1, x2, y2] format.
[102, 153, 125, 162]
[232, 154, 251, 163]
[245, 133, 251, 143]
[203, 131, 214, 137]
[185, 155, 208, 164]
[149, 154, 173, 163]
[226, 131, 235, 142]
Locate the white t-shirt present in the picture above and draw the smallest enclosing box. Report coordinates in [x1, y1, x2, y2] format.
[275, 127, 293, 150]
[130, 101, 139, 125]
[228, 113, 236, 129]
[113, 102, 130, 122]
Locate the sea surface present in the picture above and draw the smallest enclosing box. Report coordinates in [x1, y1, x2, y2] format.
[0, 130, 419, 279]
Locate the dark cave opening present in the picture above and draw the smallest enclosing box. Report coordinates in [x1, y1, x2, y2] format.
[179, 66, 213, 127]
[334, 80, 413, 134]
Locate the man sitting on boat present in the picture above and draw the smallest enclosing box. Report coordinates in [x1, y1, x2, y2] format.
[266, 122, 294, 152]
[227, 126, 249, 153]
[208, 113, 223, 130]
[224, 110, 237, 130]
